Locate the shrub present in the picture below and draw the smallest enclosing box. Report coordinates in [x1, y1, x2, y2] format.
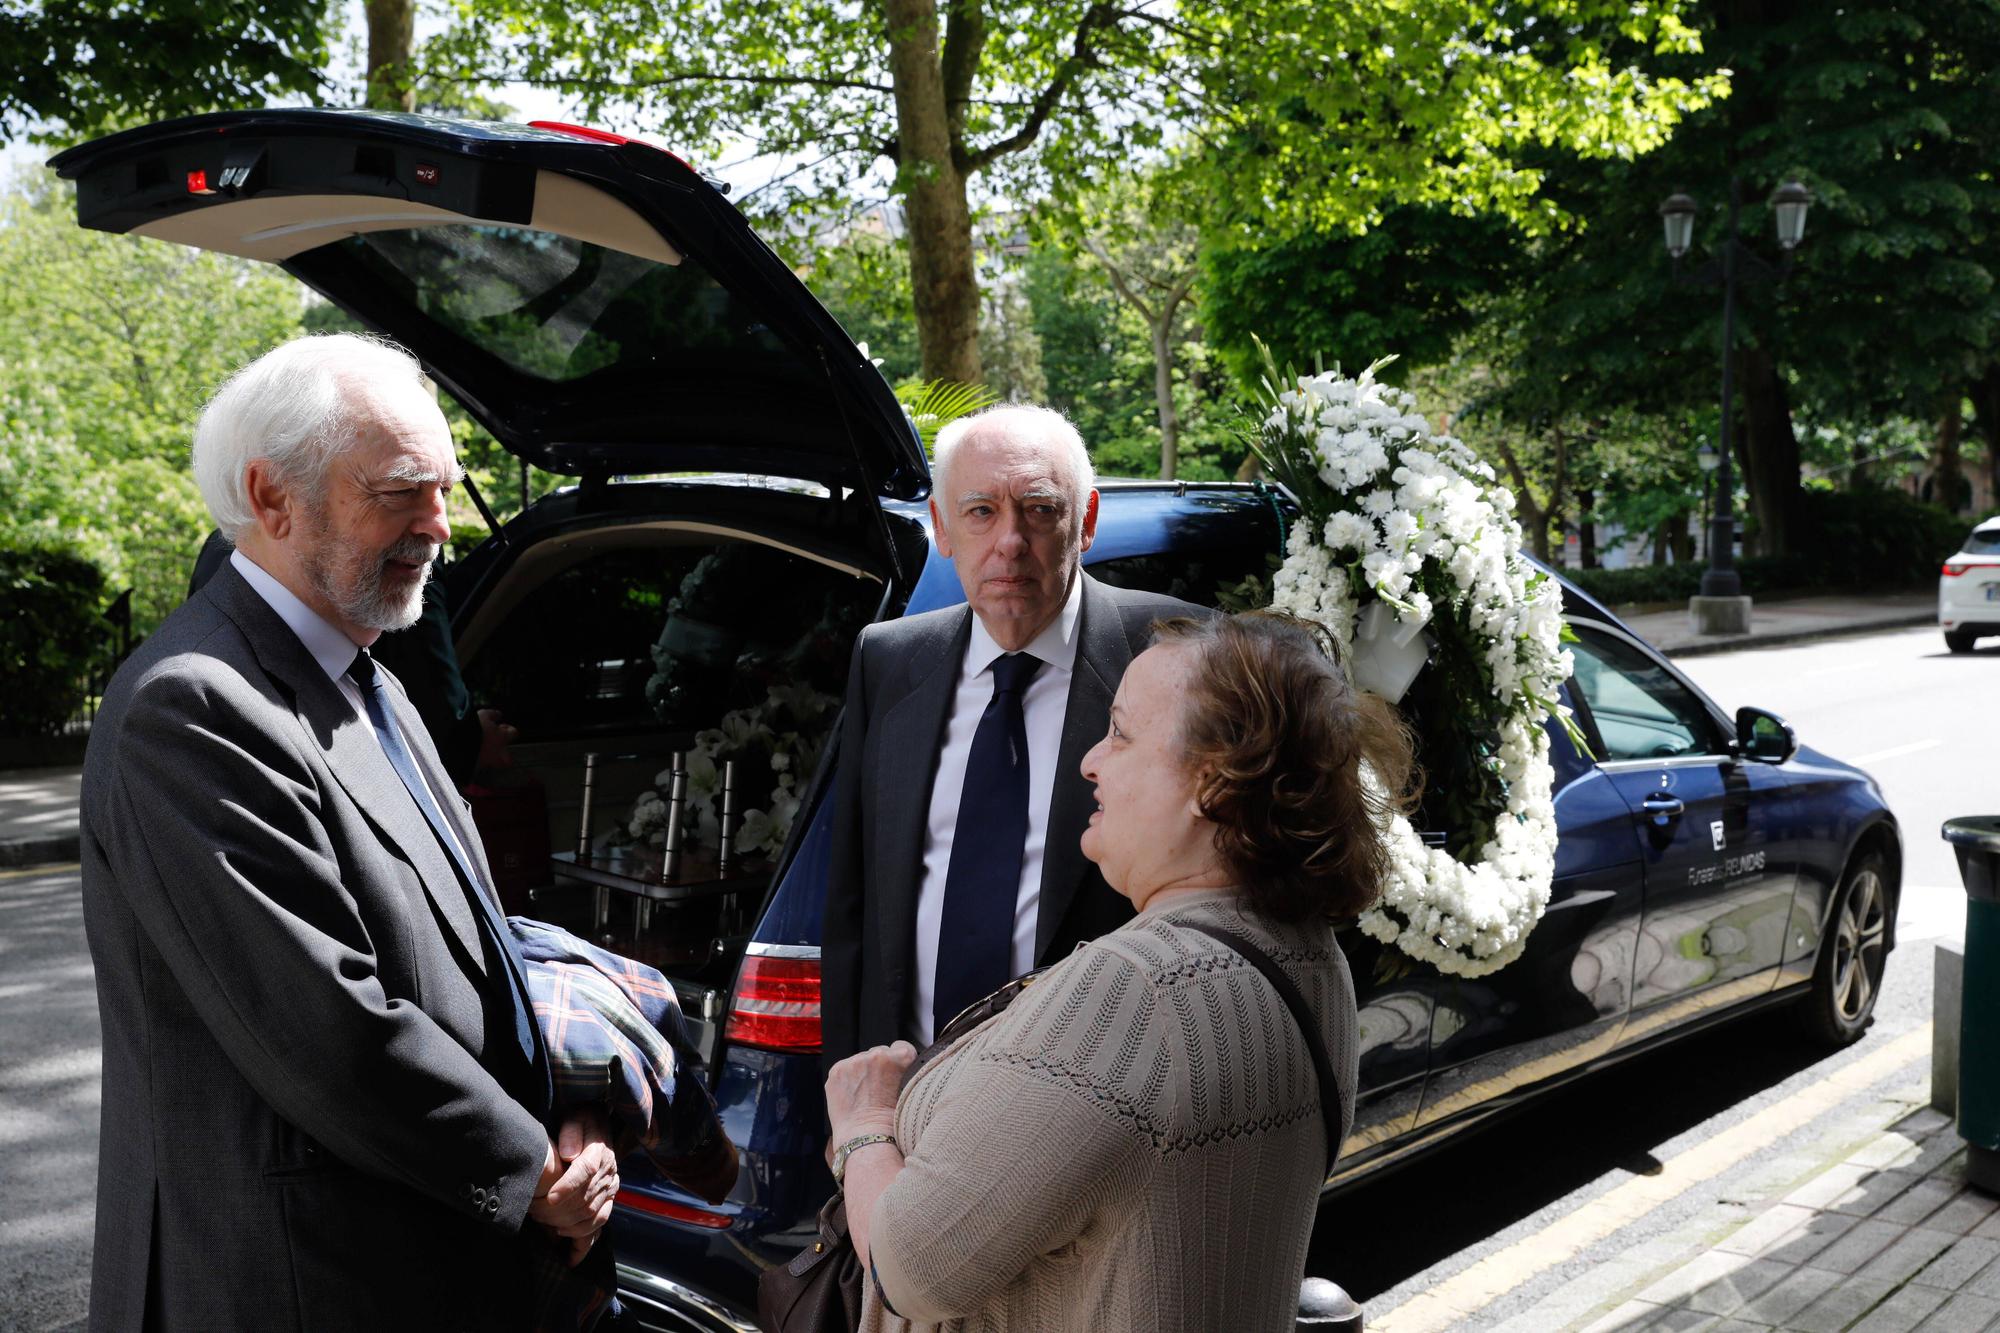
[0, 548, 109, 737]
[1564, 488, 1961, 606]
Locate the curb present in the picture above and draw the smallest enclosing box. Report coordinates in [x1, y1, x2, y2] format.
[1660, 612, 1935, 659]
[0, 833, 80, 869]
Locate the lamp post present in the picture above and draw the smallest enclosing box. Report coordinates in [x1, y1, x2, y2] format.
[1660, 177, 1812, 631]
[1696, 439, 1720, 562]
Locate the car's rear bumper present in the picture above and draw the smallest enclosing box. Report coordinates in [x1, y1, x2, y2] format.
[615, 1264, 759, 1333]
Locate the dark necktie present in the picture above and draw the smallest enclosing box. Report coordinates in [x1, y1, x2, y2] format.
[933, 651, 1044, 1039]
[349, 648, 548, 1108]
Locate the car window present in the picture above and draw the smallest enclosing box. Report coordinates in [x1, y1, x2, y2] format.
[1966, 526, 2000, 555]
[338, 225, 788, 383]
[1088, 543, 1280, 611]
[1568, 625, 1721, 761]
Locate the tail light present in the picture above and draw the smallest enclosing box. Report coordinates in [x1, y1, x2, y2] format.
[725, 948, 822, 1052]
[614, 1188, 732, 1230]
[1944, 561, 1972, 577]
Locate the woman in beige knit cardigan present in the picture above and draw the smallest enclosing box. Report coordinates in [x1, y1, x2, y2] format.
[824, 612, 1418, 1333]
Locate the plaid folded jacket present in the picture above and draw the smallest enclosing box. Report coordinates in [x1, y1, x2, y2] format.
[509, 919, 736, 1333]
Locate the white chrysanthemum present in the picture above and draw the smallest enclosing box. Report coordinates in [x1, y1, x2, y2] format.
[1256, 361, 1574, 977]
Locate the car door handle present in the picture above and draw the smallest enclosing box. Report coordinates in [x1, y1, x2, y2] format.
[1640, 792, 1686, 824]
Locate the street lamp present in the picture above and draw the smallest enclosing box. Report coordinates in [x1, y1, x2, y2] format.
[1660, 177, 1813, 630]
[1697, 439, 1720, 562]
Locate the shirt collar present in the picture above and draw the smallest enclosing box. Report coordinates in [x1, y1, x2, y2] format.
[965, 570, 1083, 677]
[229, 549, 365, 685]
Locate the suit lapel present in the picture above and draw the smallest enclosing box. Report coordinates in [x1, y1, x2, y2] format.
[1037, 574, 1133, 958]
[875, 610, 972, 980]
[207, 566, 487, 973]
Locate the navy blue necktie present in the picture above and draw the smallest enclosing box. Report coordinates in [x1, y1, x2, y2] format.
[349, 649, 547, 1106]
[933, 651, 1043, 1039]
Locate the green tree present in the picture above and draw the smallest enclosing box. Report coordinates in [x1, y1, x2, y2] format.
[1487, 0, 2000, 556]
[0, 175, 304, 631]
[425, 0, 1722, 383]
[1, 0, 334, 139]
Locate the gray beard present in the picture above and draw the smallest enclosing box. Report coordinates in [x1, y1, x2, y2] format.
[300, 520, 433, 633]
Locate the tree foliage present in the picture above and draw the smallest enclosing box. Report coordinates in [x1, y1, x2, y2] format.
[0, 0, 334, 140]
[424, 0, 1724, 381]
[0, 175, 304, 632]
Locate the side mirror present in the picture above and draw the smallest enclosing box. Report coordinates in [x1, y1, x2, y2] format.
[1735, 706, 1798, 763]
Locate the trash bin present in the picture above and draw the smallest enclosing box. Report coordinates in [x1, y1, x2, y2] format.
[1945, 815, 2000, 1193]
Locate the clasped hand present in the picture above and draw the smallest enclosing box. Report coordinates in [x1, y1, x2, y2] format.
[529, 1107, 620, 1266]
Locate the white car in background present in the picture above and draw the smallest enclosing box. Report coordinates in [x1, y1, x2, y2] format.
[1940, 516, 2000, 652]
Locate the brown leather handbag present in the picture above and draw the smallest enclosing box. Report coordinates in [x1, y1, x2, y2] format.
[756, 1192, 864, 1333]
[755, 969, 1048, 1333]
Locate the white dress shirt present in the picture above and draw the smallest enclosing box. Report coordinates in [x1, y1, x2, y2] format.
[230, 550, 476, 869]
[909, 575, 1084, 1045]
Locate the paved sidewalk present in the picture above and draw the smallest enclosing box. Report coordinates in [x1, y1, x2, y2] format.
[1617, 591, 1936, 659]
[0, 766, 81, 867]
[1579, 1102, 2000, 1332]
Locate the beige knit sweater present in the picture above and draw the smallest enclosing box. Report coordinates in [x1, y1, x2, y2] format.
[861, 888, 1360, 1333]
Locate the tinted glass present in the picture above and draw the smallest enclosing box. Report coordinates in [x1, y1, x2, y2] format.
[1966, 527, 2000, 555]
[339, 225, 789, 383]
[463, 541, 875, 736]
[1568, 626, 1720, 761]
[1089, 545, 1281, 611]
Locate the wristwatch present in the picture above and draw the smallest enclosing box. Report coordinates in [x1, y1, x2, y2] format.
[830, 1133, 898, 1186]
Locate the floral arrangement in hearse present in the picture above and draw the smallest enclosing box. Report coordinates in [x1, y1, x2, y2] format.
[1249, 347, 1587, 977]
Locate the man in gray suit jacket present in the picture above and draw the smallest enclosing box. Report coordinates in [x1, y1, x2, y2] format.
[80, 335, 615, 1331]
[821, 406, 1204, 1067]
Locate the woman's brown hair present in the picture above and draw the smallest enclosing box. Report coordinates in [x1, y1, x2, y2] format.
[1151, 611, 1420, 923]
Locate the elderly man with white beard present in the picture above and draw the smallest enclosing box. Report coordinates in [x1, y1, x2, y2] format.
[78, 334, 616, 1332]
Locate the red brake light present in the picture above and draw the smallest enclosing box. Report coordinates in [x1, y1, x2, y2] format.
[1944, 561, 1971, 577]
[529, 120, 631, 146]
[186, 169, 213, 195]
[614, 1188, 732, 1229]
[725, 954, 822, 1052]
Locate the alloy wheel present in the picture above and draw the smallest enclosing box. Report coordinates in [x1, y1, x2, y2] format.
[1832, 867, 1888, 1023]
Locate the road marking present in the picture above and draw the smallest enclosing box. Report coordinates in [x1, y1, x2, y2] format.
[1368, 1024, 1931, 1333]
[0, 862, 79, 880]
[1849, 739, 1943, 766]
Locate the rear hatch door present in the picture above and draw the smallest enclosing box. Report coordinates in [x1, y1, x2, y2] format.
[49, 109, 928, 502]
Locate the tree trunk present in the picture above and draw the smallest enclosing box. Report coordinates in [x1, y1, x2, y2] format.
[1976, 364, 2000, 507]
[1576, 485, 1596, 569]
[1738, 346, 1803, 557]
[885, 0, 980, 383]
[364, 0, 415, 112]
[1935, 392, 1968, 513]
[1152, 317, 1180, 480]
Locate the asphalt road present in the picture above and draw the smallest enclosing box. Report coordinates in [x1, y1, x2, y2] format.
[1310, 622, 1986, 1329]
[1, 624, 1983, 1331]
[0, 863, 96, 1332]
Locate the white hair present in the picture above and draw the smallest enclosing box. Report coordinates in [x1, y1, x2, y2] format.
[192, 333, 430, 540]
[931, 403, 1096, 516]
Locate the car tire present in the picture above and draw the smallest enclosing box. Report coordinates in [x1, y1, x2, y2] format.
[1946, 629, 1977, 654]
[1799, 851, 1891, 1048]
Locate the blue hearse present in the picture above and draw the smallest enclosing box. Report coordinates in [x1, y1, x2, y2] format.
[54, 111, 1901, 1332]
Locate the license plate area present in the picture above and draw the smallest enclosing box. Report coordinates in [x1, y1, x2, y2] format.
[1984, 583, 2000, 601]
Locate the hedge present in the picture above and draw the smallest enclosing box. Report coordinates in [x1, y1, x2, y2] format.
[0, 548, 109, 737]
[1567, 488, 1967, 607]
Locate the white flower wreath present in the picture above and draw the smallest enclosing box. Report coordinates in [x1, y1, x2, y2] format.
[1251, 354, 1584, 977]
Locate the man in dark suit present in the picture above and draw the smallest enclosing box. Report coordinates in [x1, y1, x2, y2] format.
[80, 334, 614, 1331]
[821, 406, 1205, 1065]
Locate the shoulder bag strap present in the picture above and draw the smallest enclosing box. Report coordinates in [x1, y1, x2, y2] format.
[1182, 921, 1343, 1171]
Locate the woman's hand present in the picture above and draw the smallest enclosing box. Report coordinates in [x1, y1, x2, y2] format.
[825, 1041, 917, 1152]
